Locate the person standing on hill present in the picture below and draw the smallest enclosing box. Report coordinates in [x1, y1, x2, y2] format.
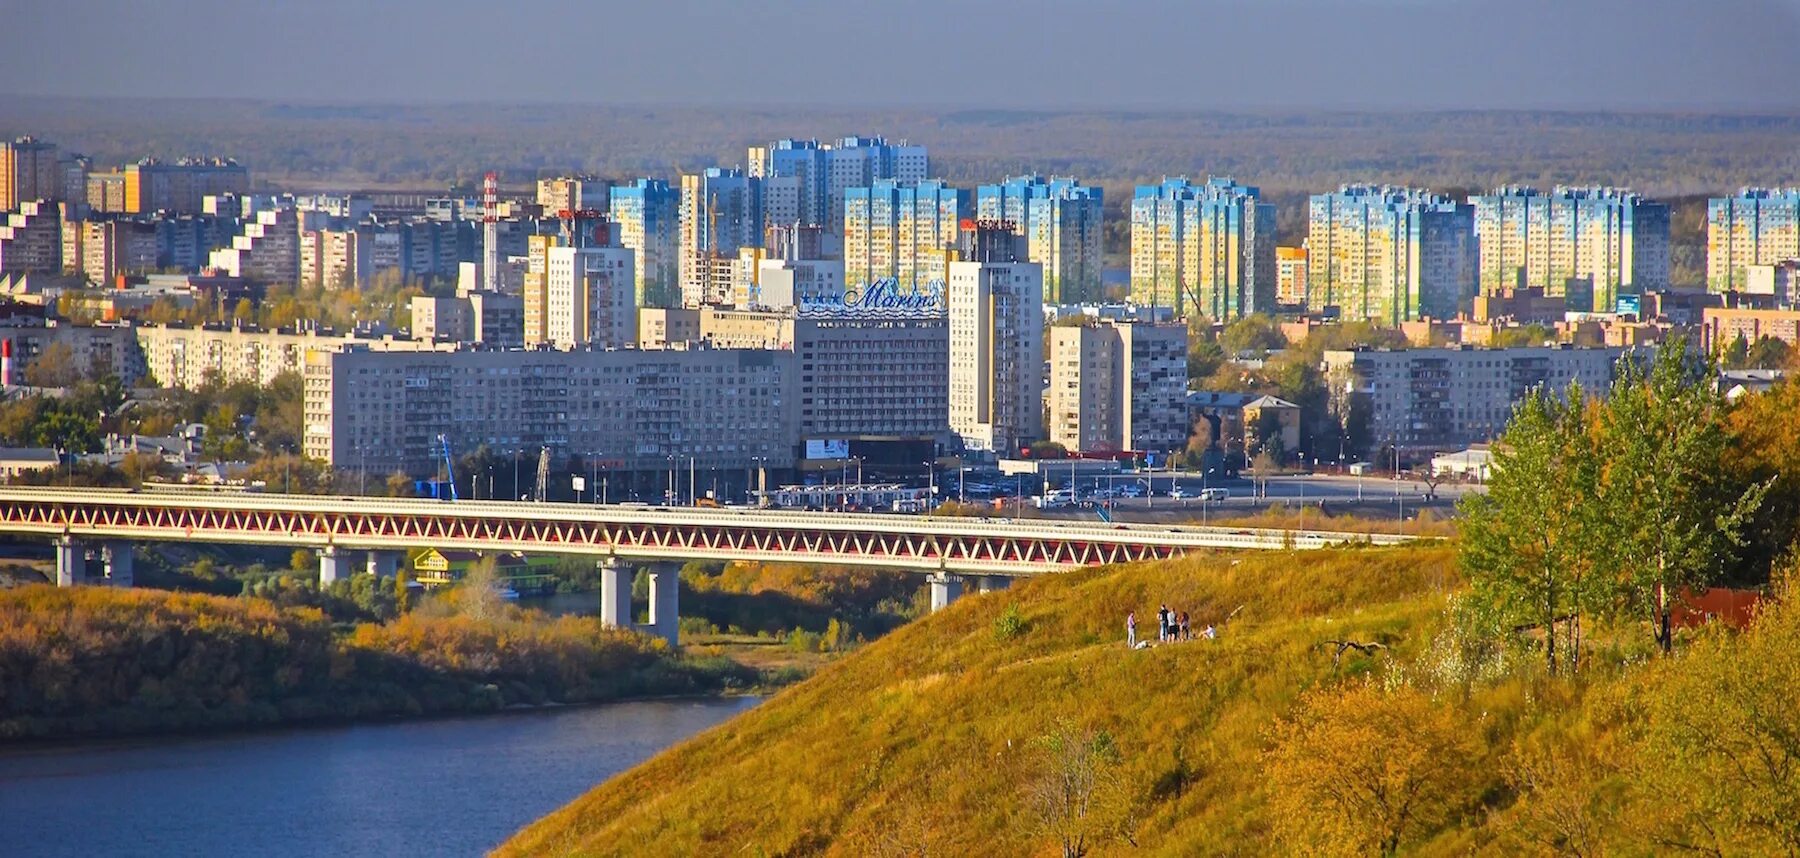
[1158, 604, 1170, 642]
[1180, 611, 1191, 641]
[1126, 611, 1137, 648]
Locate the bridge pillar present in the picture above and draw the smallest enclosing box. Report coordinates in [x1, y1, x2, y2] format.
[645, 564, 680, 647]
[599, 558, 632, 629]
[974, 575, 1011, 594]
[318, 546, 346, 586]
[102, 542, 133, 588]
[928, 573, 963, 612]
[365, 550, 399, 579]
[54, 536, 86, 587]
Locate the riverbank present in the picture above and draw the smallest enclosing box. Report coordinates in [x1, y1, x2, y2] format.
[0, 696, 759, 858]
[0, 586, 788, 742]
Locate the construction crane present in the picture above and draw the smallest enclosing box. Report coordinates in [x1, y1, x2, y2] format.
[436, 434, 459, 501]
[557, 208, 609, 248]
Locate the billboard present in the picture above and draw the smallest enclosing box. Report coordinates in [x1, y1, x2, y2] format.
[805, 439, 851, 460]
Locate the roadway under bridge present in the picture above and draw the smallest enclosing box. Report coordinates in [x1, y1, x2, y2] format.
[0, 487, 1417, 643]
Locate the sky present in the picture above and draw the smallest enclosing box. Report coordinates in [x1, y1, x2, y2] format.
[5, 0, 1800, 110]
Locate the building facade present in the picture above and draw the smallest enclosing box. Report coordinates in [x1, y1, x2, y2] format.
[844, 179, 966, 295]
[1129, 177, 1277, 321]
[1048, 320, 1189, 454]
[1709, 188, 1800, 292]
[609, 179, 682, 309]
[1307, 185, 1475, 324]
[1473, 186, 1670, 312]
[679, 168, 762, 306]
[124, 158, 250, 215]
[136, 323, 440, 389]
[0, 201, 62, 274]
[302, 346, 797, 479]
[65, 220, 158, 284]
[208, 207, 300, 284]
[748, 136, 928, 234]
[1, 137, 61, 211]
[1275, 245, 1308, 306]
[948, 229, 1044, 454]
[977, 175, 1105, 305]
[795, 306, 950, 445]
[1325, 344, 1624, 457]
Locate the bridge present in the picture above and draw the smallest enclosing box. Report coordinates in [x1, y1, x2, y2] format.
[0, 487, 1417, 643]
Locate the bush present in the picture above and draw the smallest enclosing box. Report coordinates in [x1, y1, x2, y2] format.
[992, 602, 1028, 642]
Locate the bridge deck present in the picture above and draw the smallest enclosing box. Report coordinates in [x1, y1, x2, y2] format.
[0, 488, 1418, 575]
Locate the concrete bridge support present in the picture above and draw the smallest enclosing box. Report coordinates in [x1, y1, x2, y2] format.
[102, 542, 133, 587]
[365, 550, 399, 579]
[928, 573, 963, 612]
[645, 564, 680, 647]
[599, 558, 633, 629]
[54, 536, 85, 587]
[318, 546, 346, 586]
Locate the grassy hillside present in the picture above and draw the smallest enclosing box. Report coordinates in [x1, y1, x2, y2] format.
[501, 543, 1800, 855]
[502, 545, 1462, 854]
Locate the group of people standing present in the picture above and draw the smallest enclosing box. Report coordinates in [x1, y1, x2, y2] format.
[1125, 604, 1215, 649]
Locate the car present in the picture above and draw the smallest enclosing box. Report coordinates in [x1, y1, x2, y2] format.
[1198, 488, 1230, 502]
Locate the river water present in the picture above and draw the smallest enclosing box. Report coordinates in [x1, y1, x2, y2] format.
[0, 697, 759, 857]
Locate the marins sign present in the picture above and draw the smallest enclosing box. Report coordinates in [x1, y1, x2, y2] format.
[800, 277, 944, 312]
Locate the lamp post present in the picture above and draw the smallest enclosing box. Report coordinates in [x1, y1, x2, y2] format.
[923, 460, 936, 511]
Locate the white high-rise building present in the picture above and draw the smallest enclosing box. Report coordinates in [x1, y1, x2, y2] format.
[679, 168, 762, 306]
[524, 232, 636, 349]
[948, 227, 1044, 454]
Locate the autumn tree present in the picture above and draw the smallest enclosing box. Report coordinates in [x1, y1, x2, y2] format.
[22, 341, 82, 387]
[1460, 385, 1603, 673]
[1591, 339, 1767, 653]
[1624, 581, 1800, 854]
[1265, 683, 1479, 856]
[1026, 721, 1135, 858]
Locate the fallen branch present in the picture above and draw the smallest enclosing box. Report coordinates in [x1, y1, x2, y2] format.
[1318, 639, 1388, 669]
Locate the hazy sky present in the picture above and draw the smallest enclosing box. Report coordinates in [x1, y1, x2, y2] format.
[6, 0, 1800, 110]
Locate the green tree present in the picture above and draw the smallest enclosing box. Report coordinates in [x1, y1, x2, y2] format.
[1220, 313, 1287, 356]
[1459, 385, 1601, 673]
[1745, 335, 1791, 370]
[1593, 339, 1767, 654]
[1720, 332, 1750, 368]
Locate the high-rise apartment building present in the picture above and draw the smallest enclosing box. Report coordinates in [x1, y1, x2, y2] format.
[948, 227, 1044, 454]
[124, 158, 250, 215]
[679, 168, 762, 306]
[1275, 246, 1308, 306]
[612, 178, 680, 307]
[65, 220, 157, 285]
[86, 171, 128, 214]
[748, 136, 928, 234]
[1129, 177, 1277, 321]
[1708, 188, 1800, 292]
[0, 201, 62, 274]
[844, 179, 966, 294]
[299, 228, 369, 289]
[1, 137, 61, 211]
[1473, 186, 1669, 312]
[977, 175, 1105, 304]
[536, 175, 609, 215]
[208, 207, 299, 284]
[535, 240, 636, 349]
[1048, 320, 1189, 454]
[1307, 185, 1475, 323]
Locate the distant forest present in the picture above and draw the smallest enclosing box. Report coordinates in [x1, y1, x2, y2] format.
[5, 97, 1792, 285]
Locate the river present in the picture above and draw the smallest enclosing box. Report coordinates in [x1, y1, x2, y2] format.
[0, 697, 759, 857]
